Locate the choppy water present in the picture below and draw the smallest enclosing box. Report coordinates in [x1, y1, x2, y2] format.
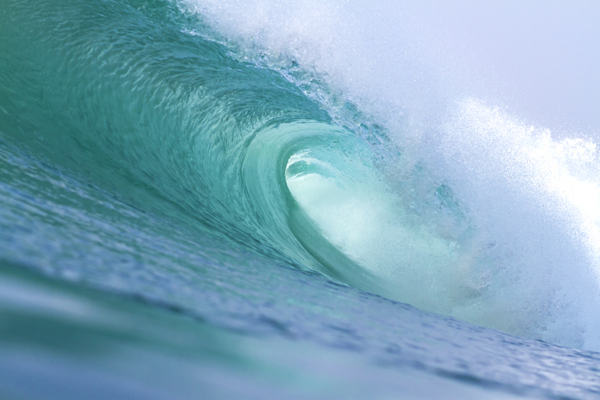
[1, 1, 600, 399]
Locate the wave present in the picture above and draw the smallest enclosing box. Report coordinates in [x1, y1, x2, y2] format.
[2, 0, 600, 350]
[182, 0, 600, 348]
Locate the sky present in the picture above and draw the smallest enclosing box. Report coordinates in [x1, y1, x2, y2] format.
[409, 0, 600, 136]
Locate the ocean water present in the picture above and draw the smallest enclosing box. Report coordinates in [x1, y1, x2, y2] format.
[1, 0, 600, 399]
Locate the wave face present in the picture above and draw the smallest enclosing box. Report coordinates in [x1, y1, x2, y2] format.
[2, 1, 600, 397]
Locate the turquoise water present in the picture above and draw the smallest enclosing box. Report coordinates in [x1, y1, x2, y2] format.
[2, 1, 600, 398]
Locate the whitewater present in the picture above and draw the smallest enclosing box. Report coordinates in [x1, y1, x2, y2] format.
[1, 0, 600, 399]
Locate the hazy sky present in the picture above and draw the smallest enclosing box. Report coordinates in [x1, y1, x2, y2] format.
[409, 1, 600, 136]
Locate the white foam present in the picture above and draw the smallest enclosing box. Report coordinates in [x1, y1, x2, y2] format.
[433, 100, 600, 348]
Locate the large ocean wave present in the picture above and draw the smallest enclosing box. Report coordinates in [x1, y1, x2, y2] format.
[2, 0, 600, 349]
[2, 2, 600, 398]
[181, 0, 600, 349]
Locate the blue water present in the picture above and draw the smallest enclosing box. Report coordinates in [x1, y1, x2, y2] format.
[1, 1, 600, 398]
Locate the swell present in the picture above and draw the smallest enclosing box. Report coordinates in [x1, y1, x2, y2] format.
[3, 0, 600, 350]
